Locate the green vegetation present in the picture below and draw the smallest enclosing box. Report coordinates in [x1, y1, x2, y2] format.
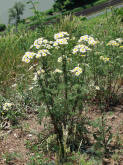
[21, 0, 111, 27]
[0, 24, 6, 32]
[0, 8, 123, 164]
[53, 0, 108, 11]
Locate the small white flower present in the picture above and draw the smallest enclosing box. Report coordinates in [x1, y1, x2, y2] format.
[116, 38, 123, 44]
[33, 74, 38, 81]
[95, 86, 100, 90]
[58, 57, 62, 63]
[12, 84, 17, 88]
[29, 86, 34, 90]
[54, 69, 62, 73]
[70, 66, 82, 76]
[3, 102, 13, 111]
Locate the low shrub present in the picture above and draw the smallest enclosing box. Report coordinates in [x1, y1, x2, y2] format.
[0, 24, 6, 32]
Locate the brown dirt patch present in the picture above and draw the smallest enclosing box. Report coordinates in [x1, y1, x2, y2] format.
[0, 114, 45, 165]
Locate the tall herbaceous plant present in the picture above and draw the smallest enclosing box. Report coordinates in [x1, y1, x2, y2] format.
[22, 31, 123, 163]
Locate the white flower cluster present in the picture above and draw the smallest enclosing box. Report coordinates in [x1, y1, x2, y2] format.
[78, 35, 99, 46]
[107, 38, 123, 46]
[32, 37, 53, 49]
[3, 102, 13, 111]
[72, 44, 91, 54]
[107, 40, 119, 46]
[22, 49, 50, 63]
[22, 52, 36, 63]
[53, 38, 69, 48]
[36, 49, 50, 58]
[70, 66, 82, 76]
[53, 32, 69, 48]
[54, 32, 69, 40]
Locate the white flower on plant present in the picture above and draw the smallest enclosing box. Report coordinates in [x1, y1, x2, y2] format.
[54, 32, 69, 40]
[100, 56, 109, 62]
[115, 38, 123, 44]
[22, 56, 30, 63]
[70, 66, 82, 76]
[3, 102, 13, 111]
[107, 40, 119, 46]
[37, 68, 45, 75]
[35, 53, 41, 58]
[22, 52, 36, 63]
[72, 44, 91, 54]
[33, 73, 38, 81]
[35, 44, 41, 49]
[95, 86, 100, 90]
[73, 48, 79, 54]
[43, 39, 48, 44]
[54, 69, 62, 73]
[34, 39, 39, 46]
[53, 42, 59, 47]
[29, 86, 34, 90]
[58, 56, 62, 63]
[37, 38, 43, 44]
[78, 35, 99, 46]
[71, 36, 75, 40]
[46, 44, 53, 49]
[36, 49, 50, 58]
[33, 38, 52, 49]
[12, 83, 17, 88]
[50, 41, 53, 44]
[56, 38, 68, 45]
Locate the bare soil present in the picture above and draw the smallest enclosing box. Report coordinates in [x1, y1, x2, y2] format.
[0, 104, 123, 165]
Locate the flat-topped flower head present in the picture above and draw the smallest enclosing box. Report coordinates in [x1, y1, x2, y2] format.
[107, 40, 119, 46]
[54, 32, 69, 40]
[78, 35, 89, 42]
[35, 49, 50, 58]
[72, 44, 91, 54]
[22, 52, 36, 63]
[32, 38, 52, 49]
[72, 48, 79, 54]
[78, 35, 99, 46]
[37, 38, 43, 44]
[70, 66, 82, 76]
[38, 49, 50, 54]
[53, 38, 68, 46]
[3, 102, 13, 111]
